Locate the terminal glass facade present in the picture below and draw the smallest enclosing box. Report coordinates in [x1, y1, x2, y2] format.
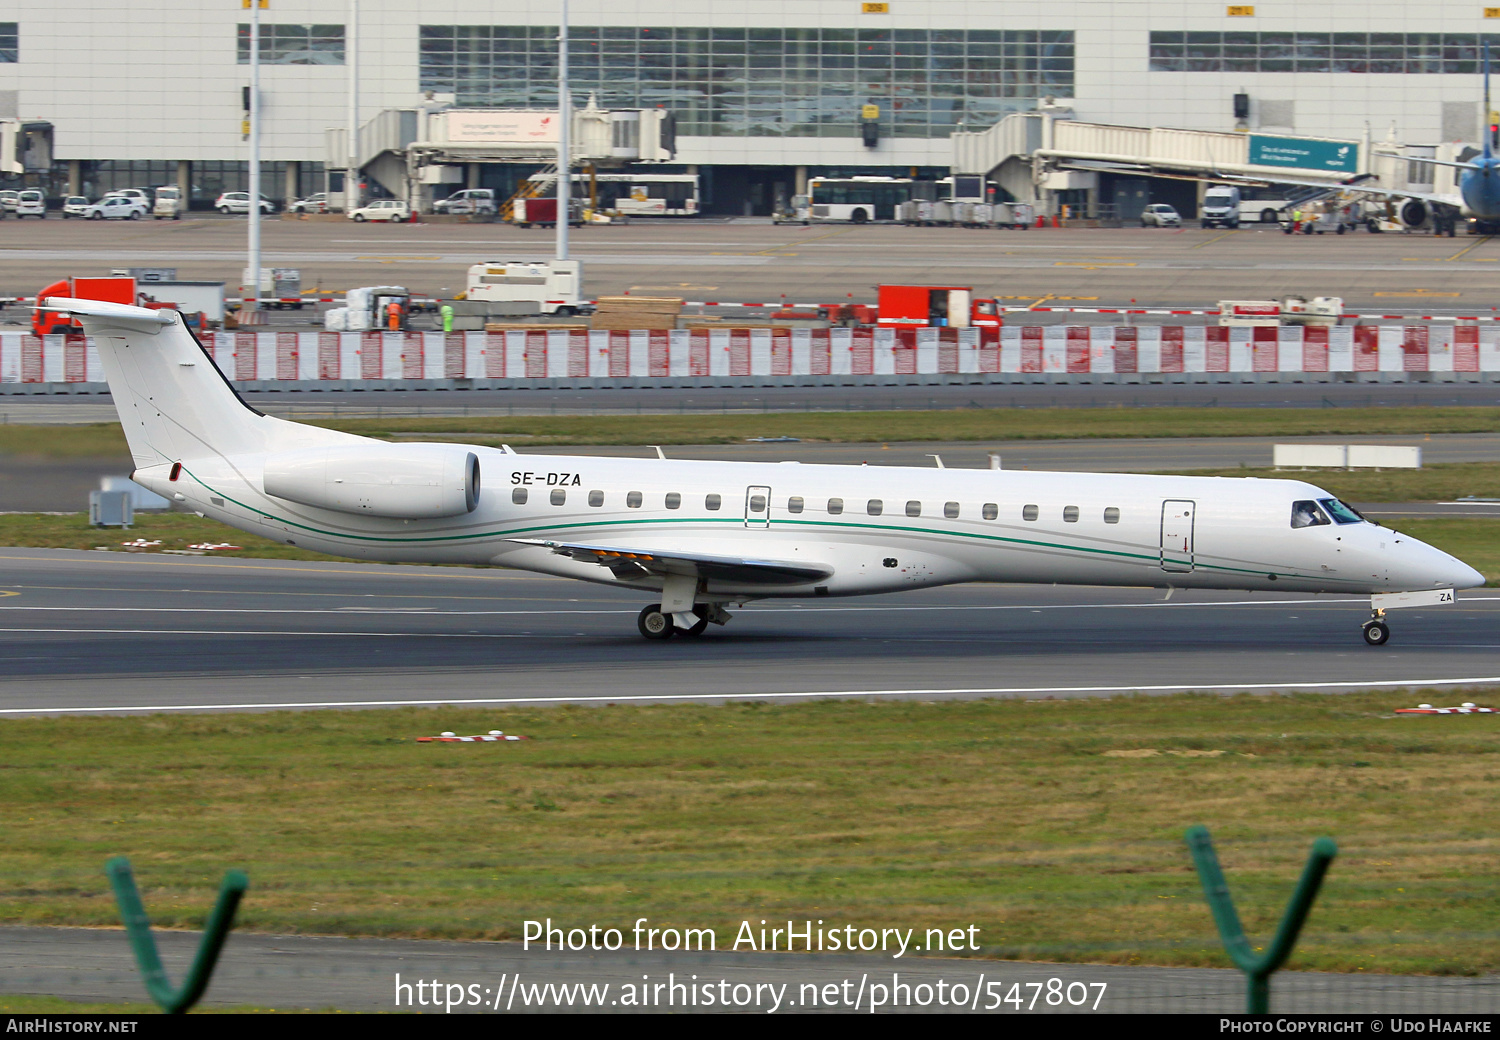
[236, 24, 345, 65]
[1150, 31, 1500, 74]
[0, 24, 16, 63]
[418, 25, 1074, 137]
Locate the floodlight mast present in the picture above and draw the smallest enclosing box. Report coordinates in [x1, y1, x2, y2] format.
[346, 0, 360, 213]
[556, 0, 570, 262]
[246, 0, 261, 313]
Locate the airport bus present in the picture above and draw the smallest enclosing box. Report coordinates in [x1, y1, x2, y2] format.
[807, 176, 916, 223]
[524, 172, 700, 218]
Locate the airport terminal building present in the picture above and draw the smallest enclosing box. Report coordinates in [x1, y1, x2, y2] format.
[2, 2, 1498, 213]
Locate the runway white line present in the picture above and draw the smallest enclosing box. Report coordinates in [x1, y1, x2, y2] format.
[4, 675, 1500, 715]
[0, 628, 541, 638]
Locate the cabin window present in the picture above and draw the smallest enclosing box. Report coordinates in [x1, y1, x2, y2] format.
[1022, 504, 1039, 521]
[828, 497, 844, 514]
[906, 500, 921, 517]
[788, 496, 804, 514]
[1104, 507, 1120, 524]
[944, 501, 960, 519]
[1063, 505, 1079, 523]
[868, 499, 883, 516]
[749, 494, 767, 512]
[627, 491, 642, 508]
[512, 487, 528, 505]
[588, 490, 604, 507]
[665, 492, 681, 510]
[705, 493, 721, 511]
[1291, 500, 1330, 528]
[982, 503, 998, 520]
[550, 489, 566, 506]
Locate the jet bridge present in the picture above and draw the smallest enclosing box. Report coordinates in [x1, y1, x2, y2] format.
[951, 109, 1460, 222]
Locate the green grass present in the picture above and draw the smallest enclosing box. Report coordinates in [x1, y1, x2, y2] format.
[1192, 463, 1500, 503]
[3, 694, 1499, 975]
[3, 405, 1499, 456]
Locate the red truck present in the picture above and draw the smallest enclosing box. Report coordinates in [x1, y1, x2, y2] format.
[876, 284, 1002, 330]
[33, 277, 139, 336]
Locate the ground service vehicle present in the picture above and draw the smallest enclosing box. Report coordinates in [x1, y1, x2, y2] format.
[463, 260, 587, 317]
[1200, 185, 1240, 228]
[349, 199, 411, 222]
[1141, 203, 1181, 227]
[807, 176, 912, 223]
[61, 195, 89, 219]
[432, 189, 496, 216]
[85, 196, 148, 220]
[50, 295, 1483, 645]
[288, 193, 330, 214]
[152, 186, 183, 220]
[323, 285, 412, 332]
[14, 190, 45, 218]
[511, 197, 584, 228]
[876, 284, 1002, 329]
[580, 174, 697, 217]
[32, 276, 140, 335]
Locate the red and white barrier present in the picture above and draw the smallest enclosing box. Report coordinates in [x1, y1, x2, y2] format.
[3, 325, 1498, 385]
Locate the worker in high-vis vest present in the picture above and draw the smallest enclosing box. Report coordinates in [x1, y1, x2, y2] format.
[386, 300, 403, 332]
[440, 303, 454, 333]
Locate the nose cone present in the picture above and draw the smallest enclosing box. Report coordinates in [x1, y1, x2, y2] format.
[1398, 537, 1486, 591]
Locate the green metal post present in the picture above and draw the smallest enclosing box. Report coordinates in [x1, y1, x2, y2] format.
[105, 856, 248, 1015]
[1185, 825, 1337, 1014]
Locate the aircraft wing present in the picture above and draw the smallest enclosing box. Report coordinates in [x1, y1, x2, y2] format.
[508, 538, 834, 585]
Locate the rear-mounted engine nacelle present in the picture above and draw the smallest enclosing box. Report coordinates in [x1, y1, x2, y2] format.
[263, 443, 481, 519]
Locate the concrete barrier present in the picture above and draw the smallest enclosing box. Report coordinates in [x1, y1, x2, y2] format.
[1273, 445, 1347, 469]
[1346, 445, 1422, 469]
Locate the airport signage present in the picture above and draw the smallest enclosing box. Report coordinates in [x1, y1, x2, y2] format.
[1249, 135, 1358, 173]
[443, 111, 558, 145]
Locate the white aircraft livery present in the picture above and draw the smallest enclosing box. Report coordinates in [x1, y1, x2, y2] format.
[54, 296, 1483, 644]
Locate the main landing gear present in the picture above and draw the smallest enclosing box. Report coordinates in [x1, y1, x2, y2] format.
[636, 603, 734, 640]
[1362, 608, 1390, 646]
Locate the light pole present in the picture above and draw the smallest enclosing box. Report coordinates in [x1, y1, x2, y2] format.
[246, 1, 261, 313]
[346, 0, 359, 213]
[556, 0, 569, 262]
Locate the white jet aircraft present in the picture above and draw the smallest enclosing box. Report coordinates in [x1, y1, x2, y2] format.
[53, 296, 1483, 644]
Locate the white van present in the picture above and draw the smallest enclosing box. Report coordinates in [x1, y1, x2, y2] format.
[14, 190, 45, 218]
[1200, 185, 1241, 228]
[433, 189, 496, 216]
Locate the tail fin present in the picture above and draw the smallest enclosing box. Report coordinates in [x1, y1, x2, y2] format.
[1486, 42, 1494, 160]
[45, 297, 352, 469]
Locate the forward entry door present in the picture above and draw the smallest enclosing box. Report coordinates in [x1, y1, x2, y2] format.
[1160, 500, 1195, 573]
[744, 486, 771, 528]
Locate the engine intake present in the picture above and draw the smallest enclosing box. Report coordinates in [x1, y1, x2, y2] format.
[263, 443, 481, 519]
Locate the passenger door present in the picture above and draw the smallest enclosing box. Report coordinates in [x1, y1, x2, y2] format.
[744, 486, 771, 529]
[1160, 500, 1195, 573]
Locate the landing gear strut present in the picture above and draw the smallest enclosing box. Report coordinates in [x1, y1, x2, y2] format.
[1362, 608, 1390, 646]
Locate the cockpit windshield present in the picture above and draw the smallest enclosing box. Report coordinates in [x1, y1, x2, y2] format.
[1318, 498, 1365, 525]
[1291, 500, 1331, 528]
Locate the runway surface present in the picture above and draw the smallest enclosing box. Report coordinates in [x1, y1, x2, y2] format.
[0, 549, 1496, 716]
[3, 926, 1495, 1014]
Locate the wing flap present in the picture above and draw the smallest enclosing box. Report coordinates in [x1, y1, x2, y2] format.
[508, 538, 833, 586]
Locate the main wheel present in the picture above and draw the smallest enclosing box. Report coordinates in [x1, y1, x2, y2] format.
[637, 604, 673, 640]
[1362, 621, 1390, 646]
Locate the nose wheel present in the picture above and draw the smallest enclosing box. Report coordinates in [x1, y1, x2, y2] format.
[1362, 609, 1390, 646]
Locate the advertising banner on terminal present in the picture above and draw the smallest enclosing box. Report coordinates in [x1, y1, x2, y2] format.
[1249, 135, 1358, 173]
[443, 111, 559, 145]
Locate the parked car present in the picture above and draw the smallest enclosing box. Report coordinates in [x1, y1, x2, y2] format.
[432, 188, 496, 216]
[61, 195, 91, 219]
[288, 192, 329, 214]
[0, 190, 18, 215]
[348, 199, 411, 223]
[14, 190, 45, 218]
[104, 189, 151, 208]
[83, 196, 149, 220]
[214, 191, 276, 215]
[1140, 203, 1181, 228]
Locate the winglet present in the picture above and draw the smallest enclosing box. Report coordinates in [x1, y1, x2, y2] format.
[41, 297, 175, 326]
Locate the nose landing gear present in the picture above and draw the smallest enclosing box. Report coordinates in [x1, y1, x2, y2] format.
[1362, 608, 1390, 646]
